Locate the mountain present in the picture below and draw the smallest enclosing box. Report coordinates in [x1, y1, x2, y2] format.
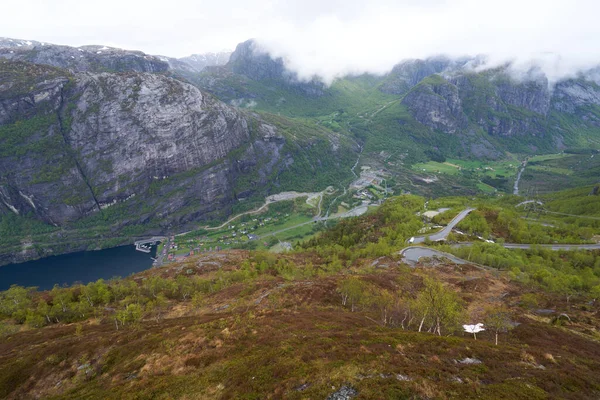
[0, 38, 170, 73]
[0, 58, 356, 265]
[0, 37, 230, 75]
[178, 51, 231, 72]
[195, 39, 326, 100]
[196, 43, 600, 159]
[2, 36, 600, 264]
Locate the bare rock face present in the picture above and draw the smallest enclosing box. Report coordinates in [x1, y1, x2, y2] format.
[496, 78, 551, 116]
[226, 39, 325, 96]
[0, 38, 169, 73]
[402, 78, 468, 134]
[178, 52, 231, 72]
[380, 57, 455, 95]
[71, 72, 250, 197]
[553, 80, 600, 112]
[0, 60, 343, 232]
[0, 37, 230, 76]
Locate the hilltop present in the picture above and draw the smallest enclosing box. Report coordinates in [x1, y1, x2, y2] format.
[2, 192, 600, 399]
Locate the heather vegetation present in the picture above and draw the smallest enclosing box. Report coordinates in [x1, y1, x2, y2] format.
[2, 186, 600, 398]
[2, 247, 600, 398]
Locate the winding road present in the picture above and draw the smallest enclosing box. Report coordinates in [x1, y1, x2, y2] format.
[400, 247, 469, 265]
[401, 243, 600, 266]
[513, 160, 527, 195]
[412, 208, 475, 244]
[402, 206, 600, 265]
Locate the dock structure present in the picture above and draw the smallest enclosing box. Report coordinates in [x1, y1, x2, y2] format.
[134, 236, 167, 253]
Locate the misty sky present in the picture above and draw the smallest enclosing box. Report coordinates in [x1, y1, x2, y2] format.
[4, 0, 600, 82]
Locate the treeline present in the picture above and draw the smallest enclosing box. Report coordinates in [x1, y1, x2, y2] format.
[0, 251, 347, 334]
[438, 243, 600, 300]
[302, 195, 424, 259]
[336, 274, 512, 343]
[456, 207, 595, 244]
[0, 212, 58, 248]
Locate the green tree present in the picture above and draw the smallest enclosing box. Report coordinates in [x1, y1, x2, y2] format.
[370, 289, 395, 326]
[338, 277, 366, 312]
[176, 275, 194, 301]
[0, 285, 33, 321]
[115, 303, 143, 329]
[80, 279, 111, 307]
[145, 293, 168, 323]
[50, 285, 74, 322]
[25, 310, 45, 328]
[36, 299, 52, 324]
[414, 277, 464, 336]
[484, 305, 513, 345]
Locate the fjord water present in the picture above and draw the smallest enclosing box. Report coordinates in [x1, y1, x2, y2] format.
[0, 245, 157, 291]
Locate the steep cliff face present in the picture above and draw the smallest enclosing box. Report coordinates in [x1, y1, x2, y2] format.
[553, 81, 600, 110]
[380, 58, 455, 95]
[193, 40, 600, 157]
[449, 72, 550, 143]
[396, 68, 600, 153]
[0, 60, 354, 236]
[402, 76, 468, 134]
[0, 61, 88, 225]
[217, 40, 325, 97]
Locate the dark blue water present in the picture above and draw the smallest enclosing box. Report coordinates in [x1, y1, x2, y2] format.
[0, 245, 157, 291]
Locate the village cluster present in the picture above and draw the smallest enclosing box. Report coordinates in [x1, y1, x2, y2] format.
[163, 214, 289, 261]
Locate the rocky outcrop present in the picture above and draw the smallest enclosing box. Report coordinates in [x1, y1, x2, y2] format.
[0, 38, 169, 73]
[0, 60, 353, 234]
[380, 57, 454, 95]
[178, 52, 231, 72]
[552, 80, 600, 116]
[496, 78, 551, 116]
[402, 77, 468, 134]
[0, 37, 230, 76]
[226, 40, 325, 96]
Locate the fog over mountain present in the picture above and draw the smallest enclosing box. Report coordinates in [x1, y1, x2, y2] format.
[4, 0, 600, 84]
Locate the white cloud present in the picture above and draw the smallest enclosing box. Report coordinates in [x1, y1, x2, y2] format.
[3, 0, 600, 82]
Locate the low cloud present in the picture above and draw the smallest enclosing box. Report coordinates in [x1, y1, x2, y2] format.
[252, 0, 600, 84]
[3, 0, 600, 84]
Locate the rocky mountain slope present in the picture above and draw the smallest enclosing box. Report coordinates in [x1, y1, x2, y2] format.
[0, 38, 169, 73]
[197, 43, 600, 158]
[0, 58, 355, 264]
[0, 38, 230, 75]
[178, 51, 231, 72]
[196, 40, 326, 99]
[2, 36, 600, 264]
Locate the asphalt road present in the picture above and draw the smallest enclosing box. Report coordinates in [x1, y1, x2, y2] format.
[400, 247, 469, 265]
[487, 243, 600, 250]
[401, 243, 600, 266]
[412, 208, 475, 244]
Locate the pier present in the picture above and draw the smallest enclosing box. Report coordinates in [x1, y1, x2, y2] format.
[134, 236, 166, 253]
